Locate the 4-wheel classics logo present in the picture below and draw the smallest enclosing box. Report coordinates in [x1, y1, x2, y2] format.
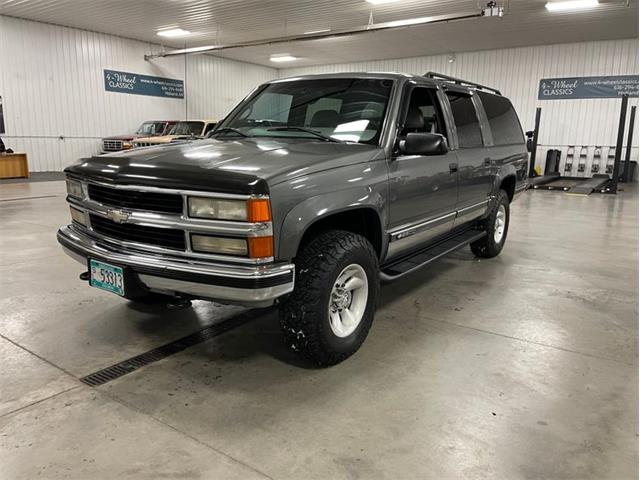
[103, 69, 184, 99]
[105, 71, 137, 91]
[538, 75, 638, 100]
[540, 79, 578, 98]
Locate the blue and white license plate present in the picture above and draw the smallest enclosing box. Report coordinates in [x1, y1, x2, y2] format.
[89, 259, 125, 296]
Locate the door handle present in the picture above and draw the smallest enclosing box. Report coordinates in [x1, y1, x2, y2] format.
[484, 157, 492, 166]
[449, 162, 458, 174]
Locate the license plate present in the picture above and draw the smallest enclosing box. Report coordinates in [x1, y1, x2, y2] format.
[89, 259, 125, 296]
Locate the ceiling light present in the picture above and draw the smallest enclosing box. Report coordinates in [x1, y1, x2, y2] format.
[366, 0, 403, 4]
[270, 55, 298, 62]
[303, 28, 331, 35]
[157, 28, 191, 38]
[169, 45, 217, 54]
[385, 16, 434, 27]
[545, 0, 598, 12]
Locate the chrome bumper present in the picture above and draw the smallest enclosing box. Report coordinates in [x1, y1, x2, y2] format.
[57, 225, 294, 306]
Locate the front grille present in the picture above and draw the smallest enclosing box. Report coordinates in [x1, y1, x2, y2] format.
[88, 184, 183, 214]
[90, 214, 186, 250]
[102, 139, 123, 151]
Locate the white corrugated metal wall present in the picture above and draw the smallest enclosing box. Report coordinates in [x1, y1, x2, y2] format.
[280, 39, 639, 173]
[1, 13, 637, 174]
[0, 15, 277, 172]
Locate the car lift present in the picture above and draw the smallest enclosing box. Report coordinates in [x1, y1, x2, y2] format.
[528, 95, 634, 195]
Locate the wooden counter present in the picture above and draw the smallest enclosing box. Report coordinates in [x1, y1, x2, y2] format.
[0, 153, 29, 179]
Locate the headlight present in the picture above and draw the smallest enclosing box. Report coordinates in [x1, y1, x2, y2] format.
[122, 141, 133, 149]
[188, 197, 246, 221]
[191, 235, 248, 256]
[66, 179, 84, 199]
[69, 207, 87, 226]
[187, 197, 271, 222]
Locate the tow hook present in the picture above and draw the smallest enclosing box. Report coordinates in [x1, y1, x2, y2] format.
[79, 271, 90, 281]
[167, 296, 192, 309]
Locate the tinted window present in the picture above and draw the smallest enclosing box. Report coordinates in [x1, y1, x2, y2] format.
[401, 88, 446, 136]
[478, 92, 524, 145]
[223, 78, 393, 145]
[445, 92, 483, 148]
[170, 121, 205, 136]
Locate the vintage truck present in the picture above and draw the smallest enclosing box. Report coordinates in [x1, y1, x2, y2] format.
[58, 72, 528, 366]
[132, 120, 218, 147]
[101, 120, 176, 153]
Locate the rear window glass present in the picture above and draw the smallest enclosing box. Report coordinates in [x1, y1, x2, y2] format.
[478, 92, 524, 146]
[445, 92, 483, 148]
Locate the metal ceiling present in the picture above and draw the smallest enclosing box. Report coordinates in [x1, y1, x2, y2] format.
[1, 0, 638, 67]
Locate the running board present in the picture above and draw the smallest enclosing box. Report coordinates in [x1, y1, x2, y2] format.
[380, 229, 487, 282]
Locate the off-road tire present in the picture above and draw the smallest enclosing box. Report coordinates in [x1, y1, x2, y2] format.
[279, 230, 379, 366]
[470, 189, 510, 258]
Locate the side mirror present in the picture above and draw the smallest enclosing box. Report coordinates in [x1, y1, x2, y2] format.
[399, 132, 448, 156]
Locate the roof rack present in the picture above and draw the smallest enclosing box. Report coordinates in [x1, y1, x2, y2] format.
[424, 72, 502, 95]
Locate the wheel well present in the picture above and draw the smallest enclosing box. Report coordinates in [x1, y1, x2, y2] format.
[298, 209, 383, 258]
[500, 176, 516, 202]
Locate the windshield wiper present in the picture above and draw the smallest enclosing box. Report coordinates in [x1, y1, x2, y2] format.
[209, 127, 249, 138]
[267, 126, 344, 143]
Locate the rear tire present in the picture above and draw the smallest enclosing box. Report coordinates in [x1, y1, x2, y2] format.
[279, 230, 379, 367]
[470, 189, 510, 258]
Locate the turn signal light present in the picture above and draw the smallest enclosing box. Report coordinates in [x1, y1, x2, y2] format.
[247, 199, 272, 223]
[248, 236, 274, 258]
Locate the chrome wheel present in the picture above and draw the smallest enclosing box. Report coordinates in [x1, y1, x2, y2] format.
[494, 204, 506, 243]
[328, 264, 369, 338]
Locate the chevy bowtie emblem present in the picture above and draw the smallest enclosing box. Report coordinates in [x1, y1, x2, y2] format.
[106, 208, 131, 224]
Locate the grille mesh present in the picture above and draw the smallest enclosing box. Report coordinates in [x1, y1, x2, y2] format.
[102, 139, 123, 151]
[90, 214, 186, 250]
[88, 184, 183, 214]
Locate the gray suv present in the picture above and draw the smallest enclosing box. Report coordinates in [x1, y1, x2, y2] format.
[58, 72, 528, 366]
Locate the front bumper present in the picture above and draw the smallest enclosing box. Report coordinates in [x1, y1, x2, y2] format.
[57, 225, 294, 306]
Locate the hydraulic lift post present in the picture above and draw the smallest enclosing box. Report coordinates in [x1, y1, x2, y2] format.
[609, 94, 629, 194]
[622, 105, 636, 183]
[528, 107, 542, 178]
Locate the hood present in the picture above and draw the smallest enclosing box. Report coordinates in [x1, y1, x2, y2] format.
[102, 134, 149, 141]
[133, 135, 177, 144]
[65, 137, 381, 195]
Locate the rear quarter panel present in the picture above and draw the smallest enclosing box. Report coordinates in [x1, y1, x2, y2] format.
[490, 143, 529, 198]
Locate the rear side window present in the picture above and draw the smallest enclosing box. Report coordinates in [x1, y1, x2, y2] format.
[445, 92, 483, 148]
[478, 92, 524, 146]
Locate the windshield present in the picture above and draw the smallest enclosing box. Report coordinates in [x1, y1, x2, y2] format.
[219, 78, 394, 145]
[136, 122, 165, 135]
[169, 121, 205, 136]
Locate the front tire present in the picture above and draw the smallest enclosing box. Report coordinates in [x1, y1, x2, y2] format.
[279, 230, 379, 366]
[470, 189, 510, 258]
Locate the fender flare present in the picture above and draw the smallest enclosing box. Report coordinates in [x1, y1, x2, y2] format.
[278, 188, 387, 261]
[491, 164, 517, 198]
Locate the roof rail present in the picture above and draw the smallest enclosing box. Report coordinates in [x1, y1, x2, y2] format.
[424, 72, 502, 95]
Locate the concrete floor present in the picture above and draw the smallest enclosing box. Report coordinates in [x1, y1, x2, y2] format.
[0, 180, 637, 479]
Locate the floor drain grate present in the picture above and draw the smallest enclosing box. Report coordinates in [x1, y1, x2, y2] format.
[80, 311, 261, 387]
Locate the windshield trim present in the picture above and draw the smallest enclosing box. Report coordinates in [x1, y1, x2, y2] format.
[216, 77, 397, 148]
